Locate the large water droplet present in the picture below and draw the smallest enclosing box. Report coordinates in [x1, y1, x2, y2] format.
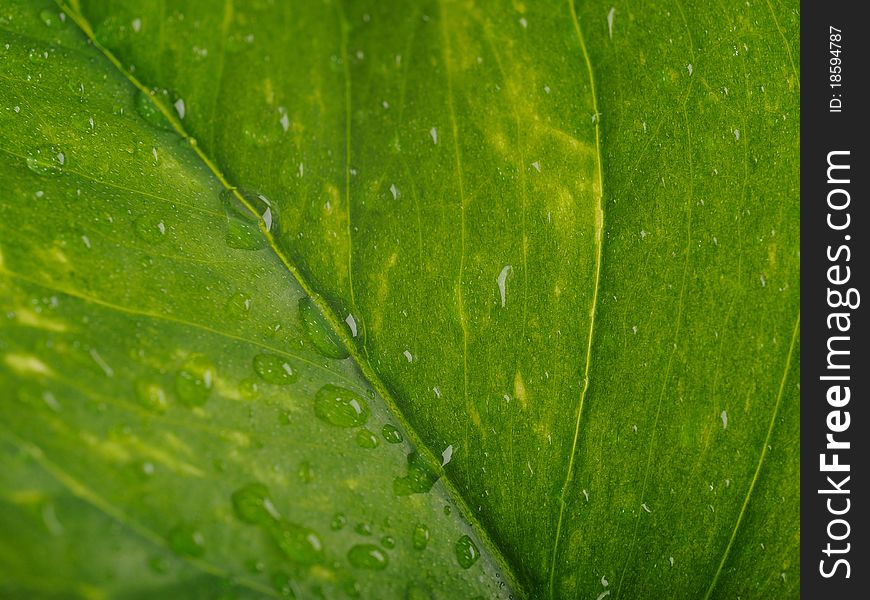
[135, 380, 168, 413]
[268, 519, 323, 565]
[393, 452, 440, 496]
[231, 482, 279, 525]
[455, 535, 479, 569]
[167, 522, 206, 557]
[135, 89, 173, 130]
[313, 384, 369, 427]
[26, 144, 64, 176]
[298, 297, 349, 359]
[412, 524, 430, 550]
[175, 357, 214, 407]
[347, 544, 389, 570]
[253, 353, 298, 385]
[355, 428, 380, 449]
[381, 423, 403, 444]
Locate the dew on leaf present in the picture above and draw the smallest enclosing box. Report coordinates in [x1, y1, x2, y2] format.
[238, 378, 260, 400]
[298, 297, 348, 359]
[135, 90, 173, 130]
[224, 291, 253, 320]
[231, 482, 279, 525]
[330, 513, 347, 530]
[393, 452, 440, 496]
[412, 524, 430, 550]
[297, 461, 313, 483]
[167, 522, 206, 557]
[355, 428, 380, 449]
[347, 544, 388, 570]
[455, 534, 479, 568]
[354, 522, 372, 536]
[381, 535, 395, 549]
[25, 144, 64, 176]
[253, 353, 298, 385]
[313, 384, 369, 427]
[133, 216, 166, 244]
[268, 519, 324, 565]
[135, 380, 168, 413]
[381, 423, 403, 444]
[174, 357, 214, 407]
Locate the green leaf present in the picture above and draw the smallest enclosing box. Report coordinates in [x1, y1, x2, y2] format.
[0, 0, 800, 598]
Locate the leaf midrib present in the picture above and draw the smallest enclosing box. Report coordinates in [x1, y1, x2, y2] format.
[57, 1, 530, 596]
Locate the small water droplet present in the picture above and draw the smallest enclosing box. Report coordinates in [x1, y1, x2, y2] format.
[231, 482, 279, 525]
[412, 524, 430, 550]
[393, 452, 440, 496]
[167, 522, 206, 557]
[269, 519, 324, 565]
[354, 522, 372, 536]
[148, 556, 169, 573]
[355, 428, 380, 449]
[347, 544, 389, 570]
[175, 357, 214, 407]
[224, 292, 252, 320]
[133, 216, 166, 244]
[298, 297, 348, 359]
[455, 535, 479, 568]
[381, 535, 395, 549]
[313, 384, 369, 427]
[221, 188, 267, 250]
[253, 353, 298, 385]
[26, 144, 64, 176]
[297, 460, 313, 483]
[330, 513, 347, 530]
[173, 98, 186, 119]
[135, 90, 174, 130]
[381, 423, 403, 444]
[135, 380, 168, 413]
[238, 377, 259, 400]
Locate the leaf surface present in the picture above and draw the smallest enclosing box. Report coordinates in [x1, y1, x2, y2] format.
[0, 0, 800, 598]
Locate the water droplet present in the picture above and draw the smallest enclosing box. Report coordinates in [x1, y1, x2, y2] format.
[313, 384, 369, 427]
[380, 535, 395, 549]
[347, 544, 388, 570]
[173, 98, 186, 119]
[253, 353, 298, 385]
[135, 380, 168, 413]
[330, 513, 347, 530]
[221, 188, 266, 250]
[355, 428, 380, 449]
[94, 15, 129, 49]
[133, 216, 166, 244]
[297, 461, 313, 483]
[225, 292, 253, 320]
[354, 522, 372, 536]
[412, 524, 430, 550]
[238, 378, 259, 400]
[455, 535, 479, 568]
[167, 522, 206, 558]
[269, 519, 324, 565]
[135, 90, 173, 130]
[429, 127, 438, 144]
[393, 452, 440, 496]
[298, 297, 348, 359]
[175, 357, 214, 407]
[497, 265, 512, 307]
[39, 9, 63, 27]
[381, 423, 403, 444]
[231, 482, 279, 525]
[26, 144, 64, 175]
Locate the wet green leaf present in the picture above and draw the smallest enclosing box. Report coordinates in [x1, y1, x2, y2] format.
[1, 0, 799, 598]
